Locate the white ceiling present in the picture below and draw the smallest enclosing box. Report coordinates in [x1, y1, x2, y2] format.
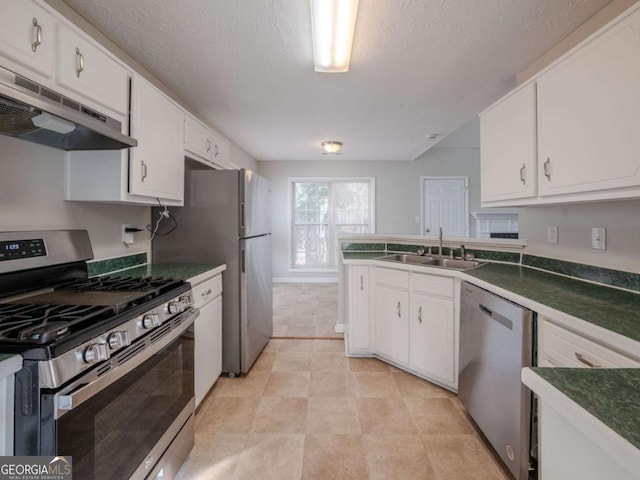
[62, 0, 610, 161]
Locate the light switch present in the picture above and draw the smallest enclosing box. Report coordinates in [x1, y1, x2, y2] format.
[547, 225, 558, 244]
[591, 227, 606, 250]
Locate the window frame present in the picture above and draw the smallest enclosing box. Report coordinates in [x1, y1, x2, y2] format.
[288, 176, 376, 272]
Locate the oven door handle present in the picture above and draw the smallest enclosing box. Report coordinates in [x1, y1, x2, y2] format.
[55, 308, 198, 419]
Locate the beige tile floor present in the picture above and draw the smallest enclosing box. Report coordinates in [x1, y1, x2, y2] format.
[272, 283, 342, 339]
[176, 338, 512, 480]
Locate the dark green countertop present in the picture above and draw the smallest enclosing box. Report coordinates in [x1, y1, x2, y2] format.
[466, 263, 640, 343]
[109, 263, 223, 281]
[531, 367, 640, 450]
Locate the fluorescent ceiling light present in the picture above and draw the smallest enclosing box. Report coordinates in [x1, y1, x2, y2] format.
[32, 112, 76, 134]
[310, 0, 360, 73]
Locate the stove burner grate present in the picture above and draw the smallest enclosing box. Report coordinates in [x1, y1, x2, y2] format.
[0, 303, 115, 344]
[62, 276, 178, 293]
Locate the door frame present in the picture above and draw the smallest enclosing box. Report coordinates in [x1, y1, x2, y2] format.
[420, 176, 470, 237]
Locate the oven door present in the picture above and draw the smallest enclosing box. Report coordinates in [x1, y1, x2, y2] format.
[46, 308, 197, 480]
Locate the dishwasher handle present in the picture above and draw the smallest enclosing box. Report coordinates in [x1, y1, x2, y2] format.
[478, 303, 514, 330]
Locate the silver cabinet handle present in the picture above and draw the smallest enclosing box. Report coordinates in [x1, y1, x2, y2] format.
[141, 160, 147, 182]
[418, 306, 422, 324]
[544, 158, 551, 181]
[396, 301, 401, 318]
[75, 47, 85, 77]
[360, 275, 363, 290]
[201, 289, 212, 297]
[32, 18, 42, 52]
[206, 138, 211, 153]
[214, 144, 219, 157]
[520, 164, 526, 185]
[575, 352, 601, 368]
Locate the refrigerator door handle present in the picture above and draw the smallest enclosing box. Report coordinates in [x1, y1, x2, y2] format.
[241, 248, 246, 273]
[240, 203, 245, 230]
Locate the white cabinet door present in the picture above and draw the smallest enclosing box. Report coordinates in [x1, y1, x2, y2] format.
[129, 74, 185, 202]
[0, 0, 55, 80]
[184, 113, 213, 164]
[194, 294, 222, 408]
[209, 130, 230, 169]
[409, 292, 455, 385]
[537, 7, 640, 197]
[374, 284, 409, 365]
[55, 22, 129, 116]
[347, 265, 372, 354]
[480, 82, 537, 204]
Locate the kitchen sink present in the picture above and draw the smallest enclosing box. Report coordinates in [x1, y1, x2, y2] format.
[376, 254, 485, 271]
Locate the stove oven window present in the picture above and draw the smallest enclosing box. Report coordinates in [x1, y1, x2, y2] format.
[54, 332, 194, 479]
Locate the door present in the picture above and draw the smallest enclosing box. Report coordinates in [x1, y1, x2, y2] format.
[374, 284, 409, 365]
[240, 233, 273, 373]
[537, 6, 640, 197]
[421, 177, 468, 236]
[348, 265, 372, 353]
[480, 83, 537, 203]
[194, 295, 222, 407]
[129, 74, 185, 202]
[410, 292, 455, 384]
[242, 170, 271, 237]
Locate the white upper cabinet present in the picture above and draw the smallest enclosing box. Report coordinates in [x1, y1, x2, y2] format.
[537, 6, 640, 198]
[0, 0, 55, 80]
[129, 74, 185, 202]
[55, 22, 129, 117]
[480, 83, 537, 205]
[184, 113, 231, 170]
[479, 3, 640, 205]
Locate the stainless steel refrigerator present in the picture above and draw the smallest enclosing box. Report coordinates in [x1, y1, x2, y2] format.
[153, 168, 272, 376]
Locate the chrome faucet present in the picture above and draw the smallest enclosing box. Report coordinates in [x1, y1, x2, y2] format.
[438, 227, 443, 256]
[460, 244, 465, 260]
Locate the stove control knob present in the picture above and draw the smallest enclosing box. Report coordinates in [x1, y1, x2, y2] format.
[83, 343, 108, 364]
[179, 295, 192, 307]
[168, 300, 186, 314]
[107, 331, 130, 350]
[142, 314, 161, 329]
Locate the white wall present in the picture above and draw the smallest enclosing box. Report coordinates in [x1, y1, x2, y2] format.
[519, 201, 640, 273]
[258, 146, 480, 280]
[0, 135, 151, 261]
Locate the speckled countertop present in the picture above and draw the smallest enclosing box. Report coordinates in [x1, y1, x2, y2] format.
[108, 263, 222, 282]
[529, 368, 640, 450]
[466, 263, 640, 343]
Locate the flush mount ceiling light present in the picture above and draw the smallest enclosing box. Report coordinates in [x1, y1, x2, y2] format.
[310, 0, 360, 73]
[321, 141, 343, 154]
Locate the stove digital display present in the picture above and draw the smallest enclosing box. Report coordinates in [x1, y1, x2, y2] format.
[0, 239, 47, 261]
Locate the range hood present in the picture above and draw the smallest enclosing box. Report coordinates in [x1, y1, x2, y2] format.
[0, 65, 137, 150]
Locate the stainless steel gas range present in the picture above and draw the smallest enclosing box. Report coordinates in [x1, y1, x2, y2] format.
[0, 230, 198, 480]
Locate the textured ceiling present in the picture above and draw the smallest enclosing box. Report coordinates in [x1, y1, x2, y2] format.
[62, 0, 611, 161]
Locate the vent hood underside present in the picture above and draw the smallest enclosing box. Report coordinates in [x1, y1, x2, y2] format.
[0, 66, 137, 151]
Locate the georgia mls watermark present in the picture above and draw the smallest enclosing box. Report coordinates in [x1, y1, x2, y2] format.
[0, 456, 72, 480]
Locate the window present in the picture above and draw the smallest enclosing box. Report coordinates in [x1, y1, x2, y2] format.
[290, 177, 375, 270]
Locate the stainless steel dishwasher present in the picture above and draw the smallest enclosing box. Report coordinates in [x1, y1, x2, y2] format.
[459, 282, 537, 480]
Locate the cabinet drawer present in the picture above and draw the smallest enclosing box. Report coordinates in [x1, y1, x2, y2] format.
[411, 272, 453, 298]
[375, 267, 409, 289]
[540, 320, 640, 368]
[191, 274, 222, 309]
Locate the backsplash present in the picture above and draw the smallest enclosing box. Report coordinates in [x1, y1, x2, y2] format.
[342, 242, 640, 293]
[88, 252, 147, 277]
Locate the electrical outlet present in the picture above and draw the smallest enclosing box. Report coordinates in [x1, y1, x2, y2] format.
[547, 225, 559, 244]
[415, 216, 420, 224]
[591, 227, 606, 250]
[122, 224, 134, 246]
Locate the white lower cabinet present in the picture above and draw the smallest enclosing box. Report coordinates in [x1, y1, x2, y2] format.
[374, 282, 410, 365]
[538, 316, 640, 368]
[409, 291, 455, 385]
[347, 265, 372, 353]
[190, 271, 223, 408]
[346, 265, 457, 389]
